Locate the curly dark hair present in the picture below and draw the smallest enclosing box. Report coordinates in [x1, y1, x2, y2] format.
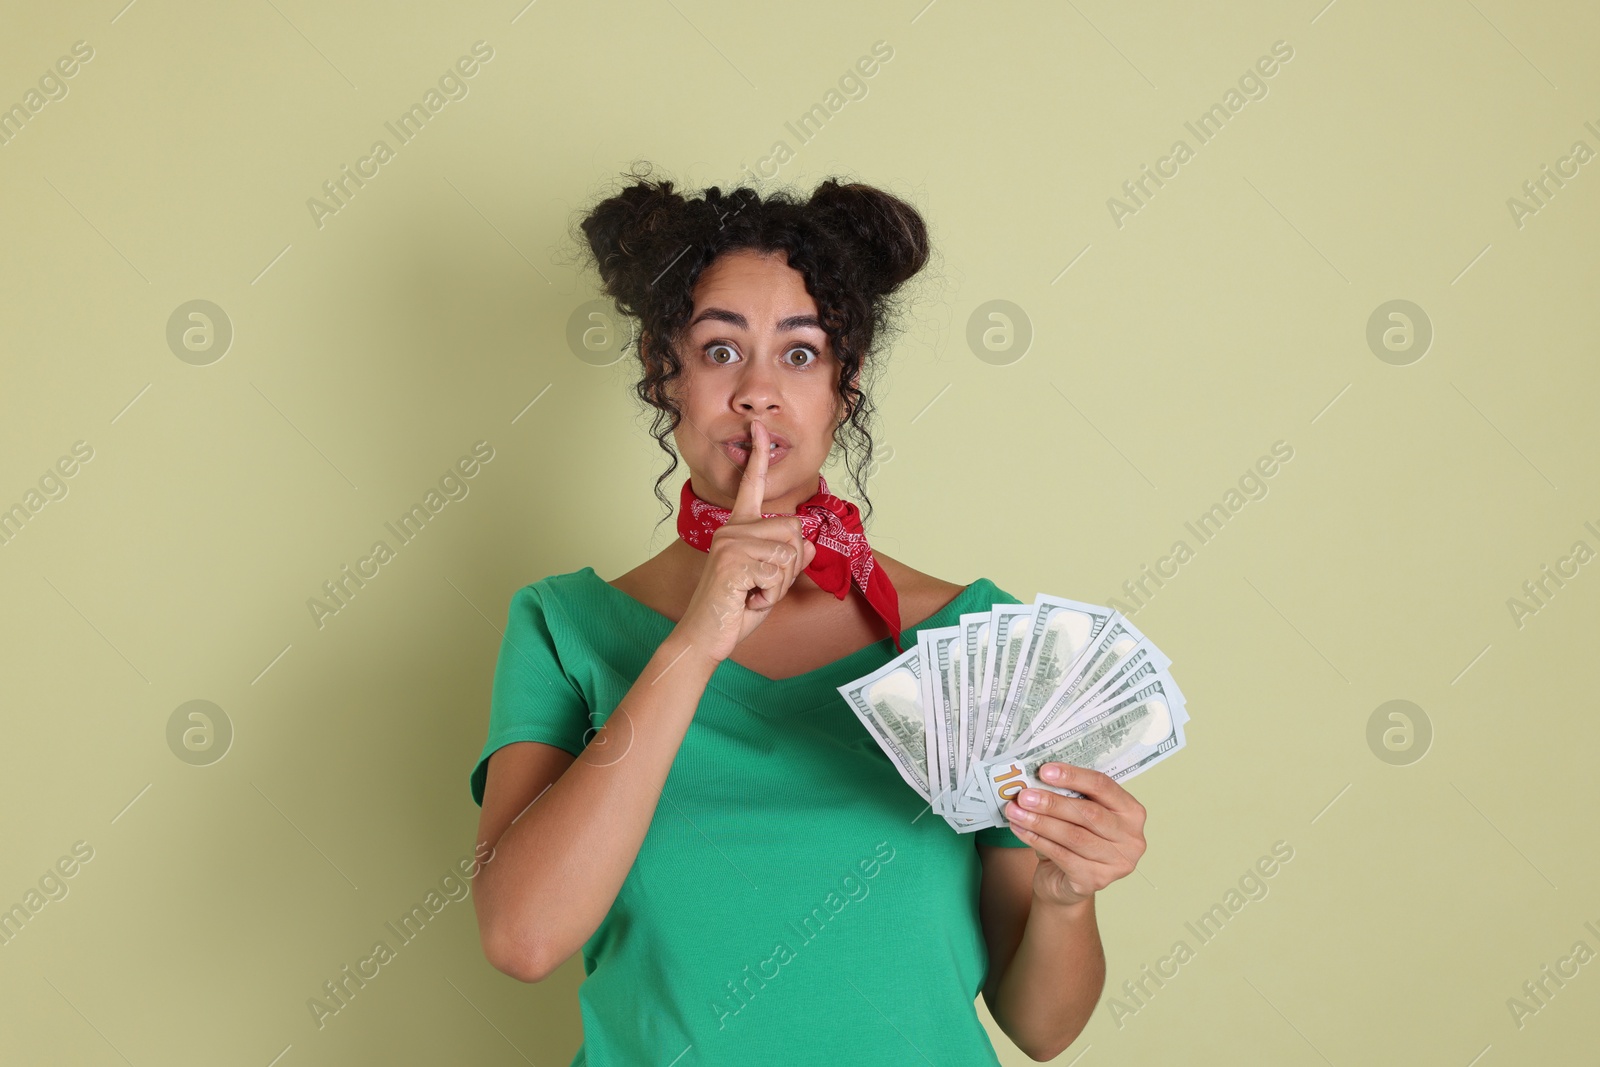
[573, 162, 932, 529]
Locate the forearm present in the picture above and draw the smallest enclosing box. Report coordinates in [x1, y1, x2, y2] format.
[478, 630, 718, 974]
[990, 894, 1106, 1061]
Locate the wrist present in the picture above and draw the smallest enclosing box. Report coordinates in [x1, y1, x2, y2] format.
[656, 629, 723, 679]
[1033, 888, 1096, 918]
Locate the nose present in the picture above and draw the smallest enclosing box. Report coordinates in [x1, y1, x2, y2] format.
[732, 352, 781, 413]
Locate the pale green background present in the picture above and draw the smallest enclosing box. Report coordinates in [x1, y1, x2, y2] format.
[1, 1, 1596, 1064]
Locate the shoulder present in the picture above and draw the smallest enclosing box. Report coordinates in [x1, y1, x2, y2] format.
[504, 567, 601, 623]
[873, 551, 963, 598]
[874, 551, 972, 622]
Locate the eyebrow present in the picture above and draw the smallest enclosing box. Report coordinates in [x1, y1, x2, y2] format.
[688, 307, 824, 332]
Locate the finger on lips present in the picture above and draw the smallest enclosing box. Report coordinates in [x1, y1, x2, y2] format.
[726, 418, 816, 600]
[730, 418, 769, 521]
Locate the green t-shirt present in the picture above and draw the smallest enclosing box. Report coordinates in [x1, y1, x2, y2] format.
[469, 567, 1032, 1066]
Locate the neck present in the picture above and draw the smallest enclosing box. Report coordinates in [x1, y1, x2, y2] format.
[689, 471, 824, 514]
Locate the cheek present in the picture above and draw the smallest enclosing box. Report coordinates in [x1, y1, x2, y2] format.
[666, 375, 706, 425]
[817, 389, 847, 438]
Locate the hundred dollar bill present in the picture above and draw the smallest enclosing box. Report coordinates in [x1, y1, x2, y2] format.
[978, 604, 1038, 761]
[990, 594, 1114, 756]
[953, 603, 1037, 814]
[960, 772, 991, 812]
[951, 610, 1008, 823]
[1014, 615, 1149, 748]
[952, 808, 1005, 833]
[1024, 662, 1184, 760]
[957, 610, 992, 792]
[961, 645, 1167, 819]
[958, 767, 984, 805]
[1018, 637, 1171, 750]
[976, 676, 1189, 815]
[836, 588, 1190, 836]
[1051, 650, 1170, 738]
[918, 625, 967, 818]
[935, 690, 989, 827]
[966, 658, 1192, 826]
[835, 644, 933, 802]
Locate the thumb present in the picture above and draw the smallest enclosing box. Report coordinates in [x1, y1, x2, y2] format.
[801, 540, 817, 568]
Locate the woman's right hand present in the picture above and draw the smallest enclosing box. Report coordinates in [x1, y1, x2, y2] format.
[674, 418, 817, 664]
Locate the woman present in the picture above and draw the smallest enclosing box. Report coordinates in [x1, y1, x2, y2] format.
[469, 169, 1148, 1064]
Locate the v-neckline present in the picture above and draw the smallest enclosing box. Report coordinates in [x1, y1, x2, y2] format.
[576, 566, 997, 710]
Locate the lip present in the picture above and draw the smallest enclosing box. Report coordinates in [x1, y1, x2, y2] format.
[723, 439, 790, 468]
[723, 426, 792, 449]
[722, 427, 792, 468]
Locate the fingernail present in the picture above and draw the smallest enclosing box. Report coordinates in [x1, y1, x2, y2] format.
[1019, 789, 1042, 807]
[1042, 765, 1061, 781]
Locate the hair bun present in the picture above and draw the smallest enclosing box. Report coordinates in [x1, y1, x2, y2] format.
[578, 168, 689, 315]
[807, 179, 930, 295]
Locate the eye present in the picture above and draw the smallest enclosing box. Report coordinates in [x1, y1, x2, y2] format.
[705, 342, 740, 365]
[702, 342, 820, 367]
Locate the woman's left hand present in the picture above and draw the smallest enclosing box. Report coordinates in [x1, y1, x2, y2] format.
[1003, 762, 1147, 909]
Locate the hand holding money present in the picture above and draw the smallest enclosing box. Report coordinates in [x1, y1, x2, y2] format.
[836, 591, 1188, 834]
[1003, 761, 1148, 908]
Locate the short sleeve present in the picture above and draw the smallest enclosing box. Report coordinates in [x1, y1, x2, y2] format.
[468, 583, 591, 807]
[975, 578, 1031, 848]
[987, 579, 1024, 609]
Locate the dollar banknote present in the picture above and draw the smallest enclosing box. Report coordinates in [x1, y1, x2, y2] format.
[977, 604, 1036, 760]
[1016, 634, 1171, 751]
[838, 592, 1187, 834]
[836, 643, 935, 802]
[917, 625, 965, 820]
[974, 675, 1188, 815]
[989, 594, 1115, 758]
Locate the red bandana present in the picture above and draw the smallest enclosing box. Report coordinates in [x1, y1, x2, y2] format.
[677, 476, 905, 654]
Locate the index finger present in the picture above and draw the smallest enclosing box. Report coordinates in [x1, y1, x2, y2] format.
[729, 418, 769, 522]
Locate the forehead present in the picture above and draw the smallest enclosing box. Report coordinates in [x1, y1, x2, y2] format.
[688, 249, 818, 325]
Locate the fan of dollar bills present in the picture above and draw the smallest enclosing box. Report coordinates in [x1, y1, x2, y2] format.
[836, 594, 1189, 833]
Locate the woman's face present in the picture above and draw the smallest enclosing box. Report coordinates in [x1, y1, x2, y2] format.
[666, 248, 846, 515]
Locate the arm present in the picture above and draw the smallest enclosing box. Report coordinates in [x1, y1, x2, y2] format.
[472, 416, 814, 982]
[472, 631, 719, 981]
[977, 763, 1148, 1061]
